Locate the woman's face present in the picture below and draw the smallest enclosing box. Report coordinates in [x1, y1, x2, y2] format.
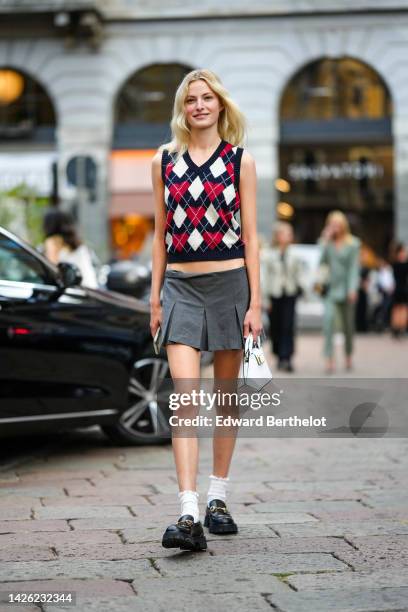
[184, 80, 223, 131]
[277, 226, 292, 247]
[397, 247, 408, 262]
[329, 218, 345, 238]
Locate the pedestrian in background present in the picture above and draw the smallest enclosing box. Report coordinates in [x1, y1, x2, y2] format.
[317, 210, 361, 374]
[261, 221, 306, 372]
[355, 266, 370, 333]
[373, 257, 394, 331]
[43, 209, 98, 289]
[390, 242, 408, 338]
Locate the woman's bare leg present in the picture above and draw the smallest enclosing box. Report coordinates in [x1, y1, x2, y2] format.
[212, 349, 243, 478]
[165, 343, 202, 491]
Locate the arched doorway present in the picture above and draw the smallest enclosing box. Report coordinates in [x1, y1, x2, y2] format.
[278, 57, 393, 256]
[110, 63, 192, 259]
[0, 67, 57, 243]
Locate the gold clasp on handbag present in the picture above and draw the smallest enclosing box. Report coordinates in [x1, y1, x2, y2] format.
[255, 353, 264, 365]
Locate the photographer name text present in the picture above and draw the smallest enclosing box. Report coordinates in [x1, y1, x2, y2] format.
[169, 415, 327, 428]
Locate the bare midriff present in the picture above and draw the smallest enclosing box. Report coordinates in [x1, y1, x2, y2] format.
[166, 258, 246, 273]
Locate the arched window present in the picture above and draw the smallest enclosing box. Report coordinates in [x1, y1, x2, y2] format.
[0, 68, 56, 143]
[278, 57, 393, 254]
[280, 57, 391, 122]
[113, 62, 193, 148]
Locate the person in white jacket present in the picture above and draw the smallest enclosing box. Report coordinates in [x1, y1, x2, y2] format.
[42, 209, 98, 289]
[261, 222, 307, 372]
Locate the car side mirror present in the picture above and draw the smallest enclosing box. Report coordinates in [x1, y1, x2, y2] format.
[57, 262, 82, 288]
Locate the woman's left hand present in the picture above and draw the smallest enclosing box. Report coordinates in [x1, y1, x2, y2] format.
[243, 305, 263, 343]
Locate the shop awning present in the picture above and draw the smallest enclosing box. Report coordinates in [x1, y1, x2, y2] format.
[109, 191, 154, 218]
[109, 149, 156, 218]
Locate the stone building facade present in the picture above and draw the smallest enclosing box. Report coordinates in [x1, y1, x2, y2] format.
[1, 0, 408, 259]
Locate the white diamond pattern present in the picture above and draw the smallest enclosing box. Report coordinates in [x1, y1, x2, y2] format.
[222, 228, 239, 248]
[223, 184, 236, 206]
[188, 176, 205, 200]
[209, 157, 227, 178]
[231, 214, 240, 231]
[187, 228, 204, 251]
[172, 157, 188, 178]
[165, 232, 172, 247]
[164, 186, 170, 204]
[173, 205, 187, 228]
[204, 203, 219, 227]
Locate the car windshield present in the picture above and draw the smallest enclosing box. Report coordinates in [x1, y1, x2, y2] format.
[0, 233, 50, 284]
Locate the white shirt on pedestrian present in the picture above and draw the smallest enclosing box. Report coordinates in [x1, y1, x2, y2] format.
[59, 244, 98, 289]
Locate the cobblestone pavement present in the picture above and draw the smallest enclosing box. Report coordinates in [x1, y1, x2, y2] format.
[0, 333, 407, 611]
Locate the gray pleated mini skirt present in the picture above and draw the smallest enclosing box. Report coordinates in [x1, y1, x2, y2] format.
[159, 265, 250, 352]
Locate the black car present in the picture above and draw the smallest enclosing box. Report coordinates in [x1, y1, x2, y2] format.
[0, 227, 171, 445]
[99, 259, 152, 301]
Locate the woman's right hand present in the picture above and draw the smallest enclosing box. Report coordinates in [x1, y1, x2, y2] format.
[150, 300, 162, 338]
[321, 225, 334, 242]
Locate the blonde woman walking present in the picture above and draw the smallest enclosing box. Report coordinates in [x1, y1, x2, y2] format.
[318, 211, 361, 374]
[150, 69, 262, 551]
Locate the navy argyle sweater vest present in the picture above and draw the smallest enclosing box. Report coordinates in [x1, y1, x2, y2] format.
[161, 139, 246, 263]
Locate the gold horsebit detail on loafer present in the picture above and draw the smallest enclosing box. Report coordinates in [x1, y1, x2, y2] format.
[209, 505, 230, 514]
[178, 519, 194, 527]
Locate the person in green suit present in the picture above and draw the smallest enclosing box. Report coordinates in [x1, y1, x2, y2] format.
[317, 210, 361, 374]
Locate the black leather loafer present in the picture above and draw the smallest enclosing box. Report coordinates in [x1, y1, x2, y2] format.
[162, 514, 207, 551]
[204, 499, 238, 534]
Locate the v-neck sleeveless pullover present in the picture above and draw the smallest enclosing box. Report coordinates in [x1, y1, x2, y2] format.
[161, 139, 246, 263]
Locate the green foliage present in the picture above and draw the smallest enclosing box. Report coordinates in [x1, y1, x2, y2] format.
[0, 184, 49, 246]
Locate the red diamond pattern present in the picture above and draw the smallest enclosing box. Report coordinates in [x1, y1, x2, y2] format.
[172, 232, 189, 252]
[165, 210, 174, 231]
[203, 181, 225, 202]
[169, 181, 190, 202]
[202, 231, 224, 248]
[225, 161, 234, 183]
[186, 206, 206, 227]
[218, 208, 233, 226]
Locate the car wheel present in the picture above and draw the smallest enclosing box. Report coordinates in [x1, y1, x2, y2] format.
[102, 356, 172, 446]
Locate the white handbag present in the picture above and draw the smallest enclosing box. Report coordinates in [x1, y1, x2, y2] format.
[238, 332, 273, 391]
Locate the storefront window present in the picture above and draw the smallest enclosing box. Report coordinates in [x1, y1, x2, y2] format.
[279, 58, 393, 256]
[279, 143, 393, 253]
[113, 63, 192, 149]
[0, 68, 56, 143]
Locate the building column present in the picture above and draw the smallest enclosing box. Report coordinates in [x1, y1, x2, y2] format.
[394, 116, 408, 246]
[57, 124, 111, 263]
[249, 122, 279, 245]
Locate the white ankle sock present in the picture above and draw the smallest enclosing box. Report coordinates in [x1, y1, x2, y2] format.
[207, 474, 229, 506]
[178, 490, 199, 523]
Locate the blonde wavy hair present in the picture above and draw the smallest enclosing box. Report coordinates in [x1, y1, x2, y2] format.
[271, 221, 294, 247]
[158, 68, 247, 161]
[324, 210, 354, 244]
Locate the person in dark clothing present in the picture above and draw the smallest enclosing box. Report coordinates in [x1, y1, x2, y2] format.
[356, 267, 370, 332]
[372, 258, 394, 332]
[391, 243, 408, 338]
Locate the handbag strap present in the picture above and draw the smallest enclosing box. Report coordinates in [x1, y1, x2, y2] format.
[244, 332, 262, 357]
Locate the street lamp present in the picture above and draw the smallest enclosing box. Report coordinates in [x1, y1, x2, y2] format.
[0, 70, 24, 105]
